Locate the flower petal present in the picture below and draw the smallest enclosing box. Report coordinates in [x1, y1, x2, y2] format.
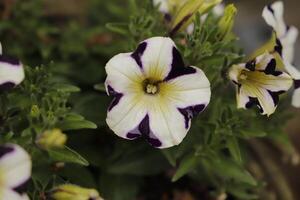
[0, 55, 24, 90]
[0, 144, 31, 189]
[262, 1, 286, 37]
[105, 53, 144, 96]
[137, 37, 195, 80]
[106, 93, 148, 140]
[164, 66, 211, 108]
[0, 188, 29, 200]
[241, 82, 281, 116]
[147, 101, 196, 148]
[292, 86, 300, 108]
[280, 26, 298, 63]
[153, 0, 170, 13]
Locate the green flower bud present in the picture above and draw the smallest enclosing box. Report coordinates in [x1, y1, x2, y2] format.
[217, 4, 237, 41]
[30, 105, 40, 118]
[36, 129, 67, 149]
[50, 184, 103, 200]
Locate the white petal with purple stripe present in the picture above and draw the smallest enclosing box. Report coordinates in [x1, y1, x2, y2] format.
[105, 37, 211, 148]
[229, 52, 293, 116]
[0, 144, 31, 198]
[0, 55, 25, 90]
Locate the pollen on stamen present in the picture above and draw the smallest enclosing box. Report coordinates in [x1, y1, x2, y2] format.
[146, 84, 158, 94]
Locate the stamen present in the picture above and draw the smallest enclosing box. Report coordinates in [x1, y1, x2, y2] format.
[143, 79, 160, 95]
[146, 84, 158, 94]
[239, 73, 247, 80]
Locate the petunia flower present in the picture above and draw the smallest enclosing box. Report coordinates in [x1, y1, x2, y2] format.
[228, 52, 293, 116]
[105, 37, 211, 148]
[0, 42, 25, 91]
[50, 184, 103, 200]
[262, 1, 300, 107]
[0, 144, 32, 200]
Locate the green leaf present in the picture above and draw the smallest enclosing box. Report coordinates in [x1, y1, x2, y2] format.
[161, 149, 177, 167]
[48, 146, 89, 166]
[53, 83, 81, 93]
[227, 136, 242, 163]
[106, 23, 129, 35]
[210, 158, 257, 186]
[57, 117, 97, 131]
[94, 83, 106, 92]
[172, 154, 198, 182]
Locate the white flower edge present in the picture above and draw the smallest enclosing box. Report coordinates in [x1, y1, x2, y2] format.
[0, 51, 25, 90]
[0, 144, 32, 189]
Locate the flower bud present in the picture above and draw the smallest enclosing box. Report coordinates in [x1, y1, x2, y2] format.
[36, 129, 67, 149]
[30, 105, 40, 118]
[50, 184, 103, 200]
[217, 4, 237, 41]
[170, 0, 205, 36]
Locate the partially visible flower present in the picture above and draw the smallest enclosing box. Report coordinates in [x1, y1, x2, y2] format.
[153, 0, 223, 35]
[0, 144, 32, 200]
[262, 1, 300, 107]
[105, 37, 211, 148]
[228, 52, 293, 116]
[36, 129, 67, 149]
[50, 184, 103, 200]
[217, 4, 237, 41]
[0, 43, 25, 90]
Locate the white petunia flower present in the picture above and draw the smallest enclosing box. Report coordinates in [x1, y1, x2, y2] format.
[229, 52, 293, 116]
[0, 144, 32, 199]
[262, 1, 300, 107]
[0, 43, 25, 90]
[105, 37, 211, 148]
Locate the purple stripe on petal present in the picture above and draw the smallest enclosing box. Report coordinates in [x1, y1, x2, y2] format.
[263, 58, 282, 76]
[131, 42, 147, 68]
[107, 85, 123, 111]
[0, 145, 14, 158]
[246, 97, 264, 113]
[267, 90, 285, 106]
[178, 104, 206, 129]
[274, 38, 283, 56]
[245, 60, 256, 71]
[267, 5, 275, 14]
[126, 115, 162, 147]
[0, 82, 16, 91]
[165, 47, 196, 81]
[127, 133, 141, 139]
[13, 179, 29, 194]
[295, 80, 300, 89]
[0, 55, 21, 66]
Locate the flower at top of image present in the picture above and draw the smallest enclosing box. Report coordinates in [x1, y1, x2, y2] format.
[262, 1, 300, 107]
[105, 37, 211, 148]
[153, 0, 223, 34]
[229, 52, 293, 116]
[0, 144, 32, 200]
[0, 42, 25, 91]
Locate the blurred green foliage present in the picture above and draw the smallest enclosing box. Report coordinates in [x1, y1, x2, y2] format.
[0, 0, 296, 199]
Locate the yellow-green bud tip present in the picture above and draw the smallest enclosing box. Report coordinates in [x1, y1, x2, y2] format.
[36, 129, 67, 149]
[50, 184, 103, 200]
[217, 4, 237, 41]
